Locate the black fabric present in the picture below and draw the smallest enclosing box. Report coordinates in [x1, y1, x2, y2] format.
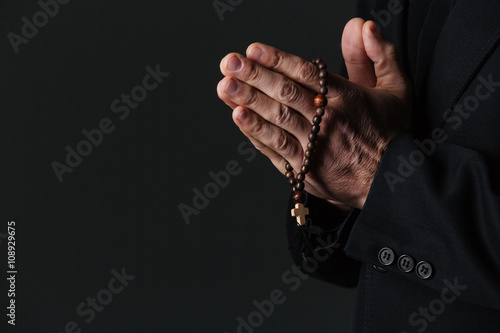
[286, 0, 500, 332]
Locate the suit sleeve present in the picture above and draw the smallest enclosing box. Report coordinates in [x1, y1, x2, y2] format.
[286, 191, 362, 288]
[343, 131, 500, 311]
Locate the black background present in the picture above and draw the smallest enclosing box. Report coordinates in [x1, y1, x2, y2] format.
[1, 1, 357, 332]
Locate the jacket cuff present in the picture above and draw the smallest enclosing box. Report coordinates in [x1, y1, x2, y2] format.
[344, 131, 418, 270]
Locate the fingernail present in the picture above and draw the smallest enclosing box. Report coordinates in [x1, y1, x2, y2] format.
[228, 56, 242, 71]
[237, 109, 248, 122]
[370, 22, 381, 37]
[226, 79, 238, 94]
[249, 46, 263, 62]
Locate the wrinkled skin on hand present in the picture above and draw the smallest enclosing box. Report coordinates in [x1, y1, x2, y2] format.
[218, 19, 411, 210]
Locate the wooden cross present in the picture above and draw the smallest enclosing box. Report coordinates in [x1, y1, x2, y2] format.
[291, 203, 309, 226]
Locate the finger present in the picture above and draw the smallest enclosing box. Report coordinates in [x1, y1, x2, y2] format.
[218, 76, 311, 143]
[240, 129, 289, 174]
[216, 78, 238, 109]
[245, 42, 346, 93]
[232, 106, 304, 169]
[362, 21, 409, 97]
[341, 18, 377, 87]
[220, 52, 318, 120]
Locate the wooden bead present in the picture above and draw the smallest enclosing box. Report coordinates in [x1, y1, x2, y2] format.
[314, 94, 327, 107]
[297, 172, 305, 181]
[295, 181, 304, 190]
[286, 58, 328, 195]
[292, 191, 305, 203]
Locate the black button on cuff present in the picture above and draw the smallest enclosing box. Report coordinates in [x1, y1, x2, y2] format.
[416, 261, 433, 279]
[378, 247, 395, 266]
[398, 255, 415, 273]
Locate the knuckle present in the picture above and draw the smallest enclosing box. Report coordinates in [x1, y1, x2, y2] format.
[246, 63, 261, 84]
[342, 86, 365, 106]
[298, 62, 316, 82]
[328, 82, 347, 100]
[275, 131, 291, 153]
[270, 51, 284, 69]
[244, 88, 258, 106]
[278, 81, 300, 104]
[275, 103, 292, 125]
[386, 43, 398, 55]
[385, 43, 399, 59]
[252, 119, 264, 136]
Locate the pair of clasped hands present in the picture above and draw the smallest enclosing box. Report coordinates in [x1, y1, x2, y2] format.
[217, 19, 411, 211]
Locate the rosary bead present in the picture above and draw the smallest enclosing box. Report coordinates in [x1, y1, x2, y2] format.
[314, 94, 327, 107]
[292, 190, 305, 204]
[287, 57, 328, 212]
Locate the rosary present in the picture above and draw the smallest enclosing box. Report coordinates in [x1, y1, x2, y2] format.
[285, 57, 328, 227]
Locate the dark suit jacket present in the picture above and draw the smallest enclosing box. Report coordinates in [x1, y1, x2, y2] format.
[287, 1, 500, 332]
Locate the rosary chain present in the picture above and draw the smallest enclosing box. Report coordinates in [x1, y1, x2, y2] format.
[284, 57, 328, 204]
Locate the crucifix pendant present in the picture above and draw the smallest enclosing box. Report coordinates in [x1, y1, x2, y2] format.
[291, 203, 309, 226]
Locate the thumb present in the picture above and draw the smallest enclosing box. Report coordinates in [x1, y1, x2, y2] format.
[362, 20, 410, 99]
[341, 18, 377, 87]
